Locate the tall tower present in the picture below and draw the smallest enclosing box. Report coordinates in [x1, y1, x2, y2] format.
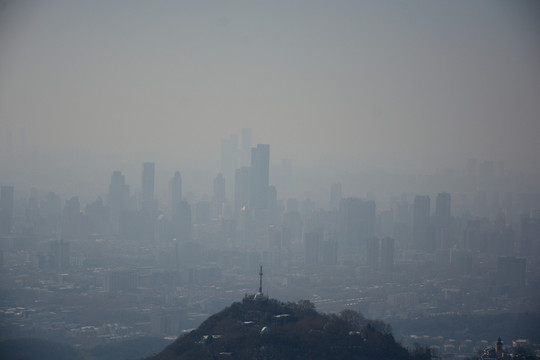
[496, 337, 503, 358]
[169, 171, 182, 216]
[413, 195, 431, 251]
[330, 183, 342, 210]
[435, 192, 452, 249]
[213, 173, 226, 204]
[249, 144, 270, 210]
[234, 167, 250, 220]
[241, 128, 252, 167]
[108, 171, 129, 225]
[141, 162, 155, 211]
[338, 197, 376, 252]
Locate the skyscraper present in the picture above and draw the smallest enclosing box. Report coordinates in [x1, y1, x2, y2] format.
[169, 171, 182, 216]
[338, 197, 376, 253]
[241, 128, 252, 167]
[0, 185, 14, 234]
[141, 162, 155, 211]
[213, 173, 225, 204]
[234, 166, 250, 220]
[413, 195, 431, 250]
[330, 183, 342, 210]
[212, 173, 226, 219]
[435, 192, 452, 248]
[108, 171, 129, 226]
[249, 144, 270, 210]
[380, 236, 395, 272]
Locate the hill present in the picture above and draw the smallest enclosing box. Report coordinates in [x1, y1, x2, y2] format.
[149, 296, 430, 360]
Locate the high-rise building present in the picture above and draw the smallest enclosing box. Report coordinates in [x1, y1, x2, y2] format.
[212, 173, 226, 219]
[380, 236, 395, 272]
[330, 183, 342, 210]
[249, 144, 270, 234]
[108, 171, 129, 230]
[234, 166, 250, 220]
[413, 195, 431, 251]
[0, 185, 14, 234]
[141, 162, 156, 211]
[436, 193, 451, 223]
[304, 232, 320, 265]
[249, 144, 270, 210]
[366, 237, 380, 270]
[338, 197, 376, 253]
[213, 173, 225, 204]
[169, 171, 182, 216]
[62, 196, 85, 240]
[49, 239, 70, 269]
[392, 199, 410, 246]
[172, 201, 191, 242]
[241, 128, 252, 167]
[435, 192, 452, 249]
[321, 239, 338, 265]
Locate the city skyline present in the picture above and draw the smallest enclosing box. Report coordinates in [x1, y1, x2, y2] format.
[1, 1, 539, 186]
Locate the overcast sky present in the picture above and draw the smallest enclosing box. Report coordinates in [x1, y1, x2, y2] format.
[1, 0, 539, 186]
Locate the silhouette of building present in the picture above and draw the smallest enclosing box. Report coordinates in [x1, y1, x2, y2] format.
[330, 183, 342, 211]
[366, 237, 379, 270]
[380, 236, 395, 272]
[141, 162, 156, 211]
[49, 239, 70, 269]
[213, 173, 225, 204]
[413, 195, 431, 251]
[435, 192, 452, 249]
[392, 199, 410, 246]
[108, 171, 129, 232]
[241, 128, 252, 167]
[321, 238, 338, 265]
[194, 201, 210, 225]
[304, 232, 320, 265]
[62, 196, 84, 240]
[249, 144, 270, 211]
[267, 185, 278, 226]
[0, 185, 14, 234]
[282, 198, 302, 249]
[172, 201, 191, 242]
[168, 171, 182, 216]
[212, 173, 226, 219]
[85, 197, 108, 236]
[338, 197, 376, 253]
[234, 166, 250, 220]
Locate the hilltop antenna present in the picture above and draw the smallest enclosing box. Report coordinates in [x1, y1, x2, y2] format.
[259, 265, 263, 294]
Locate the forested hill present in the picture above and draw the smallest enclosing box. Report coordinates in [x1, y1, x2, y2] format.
[149, 297, 430, 360]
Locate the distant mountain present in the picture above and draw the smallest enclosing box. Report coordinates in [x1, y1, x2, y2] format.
[149, 296, 430, 360]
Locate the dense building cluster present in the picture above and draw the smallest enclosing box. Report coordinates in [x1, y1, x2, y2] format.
[1, 130, 539, 359]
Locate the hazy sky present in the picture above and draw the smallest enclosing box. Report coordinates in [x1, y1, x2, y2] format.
[1, 0, 539, 180]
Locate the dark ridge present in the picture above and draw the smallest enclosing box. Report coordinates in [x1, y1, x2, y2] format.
[148, 297, 430, 360]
